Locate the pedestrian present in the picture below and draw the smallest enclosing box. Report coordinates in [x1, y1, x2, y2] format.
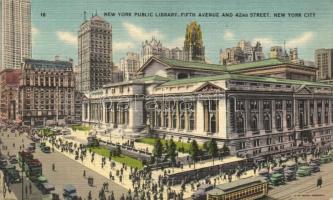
[29, 183, 32, 194]
[52, 163, 55, 171]
[317, 177, 322, 188]
[83, 170, 86, 177]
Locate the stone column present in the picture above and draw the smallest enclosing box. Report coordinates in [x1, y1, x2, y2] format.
[271, 100, 276, 131]
[329, 100, 332, 124]
[196, 100, 205, 134]
[307, 100, 311, 126]
[314, 99, 318, 127]
[282, 100, 287, 131]
[87, 103, 90, 121]
[321, 100, 325, 124]
[258, 100, 264, 131]
[102, 102, 106, 123]
[176, 101, 179, 130]
[218, 99, 227, 139]
[82, 103, 85, 121]
[245, 99, 250, 133]
[294, 99, 299, 129]
[128, 101, 144, 131]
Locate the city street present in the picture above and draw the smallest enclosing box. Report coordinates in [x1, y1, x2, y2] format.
[0, 131, 127, 200]
[268, 162, 333, 200]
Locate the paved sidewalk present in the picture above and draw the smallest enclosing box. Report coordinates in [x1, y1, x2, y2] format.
[50, 133, 258, 199]
[0, 171, 18, 200]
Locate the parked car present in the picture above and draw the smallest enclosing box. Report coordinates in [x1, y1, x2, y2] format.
[4, 164, 21, 183]
[269, 173, 285, 186]
[309, 162, 320, 173]
[9, 155, 18, 164]
[63, 185, 78, 200]
[284, 169, 296, 181]
[297, 166, 311, 177]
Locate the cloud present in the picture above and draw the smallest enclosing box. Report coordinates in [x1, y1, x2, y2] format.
[56, 31, 77, 45]
[123, 22, 164, 41]
[223, 30, 235, 40]
[286, 32, 314, 48]
[113, 42, 135, 51]
[32, 27, 39, 44]
[32, 27, 39, 35]
[252, 37, 275, 48]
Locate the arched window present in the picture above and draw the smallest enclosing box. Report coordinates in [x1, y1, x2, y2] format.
[163, 112, 169, 128]
[172, 113, 177, 129]
[276, 114, 282, 131]
[287, 114, 292, 129]
[210, 115, 216, 133]
[179, 112, 185, 130]
[189, 112, 195, 131]
[264, 114, 271, 131]
[251, 115, 258, 131]
[236, 115, 244, 133]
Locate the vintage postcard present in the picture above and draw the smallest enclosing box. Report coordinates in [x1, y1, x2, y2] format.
[0, 0, 332, 200]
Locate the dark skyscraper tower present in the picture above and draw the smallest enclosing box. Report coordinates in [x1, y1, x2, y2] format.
[183, 21, 205, 62]
[78, 15, 113, 93]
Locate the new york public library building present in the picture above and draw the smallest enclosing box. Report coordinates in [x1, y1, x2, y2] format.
[82, 56, 333, 159]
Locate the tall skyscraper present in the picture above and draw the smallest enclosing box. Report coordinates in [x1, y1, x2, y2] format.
[238, 40, 253, 62]
[315, 48, 333, 80]
[78, 15, 113, 93]
[183, 21, 205, 62]
[120, 52, 140, 81]
[0, 0, 31, 69]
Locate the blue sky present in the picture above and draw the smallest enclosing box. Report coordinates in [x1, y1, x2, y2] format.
[31, 0, 333, 65]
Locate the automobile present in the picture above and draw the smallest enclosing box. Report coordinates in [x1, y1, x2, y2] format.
[310, 158, 320, 166]
[41, 146, 51, 153]
[27, 145, 36, 153]
[269, 173, 285, 186]
[4, 164, 21, 183]
[285, 162, 297, 171]
[320, 155, 331, 164]
[9, 155, 18, 164]
[63, 185, 78, 200]
[284, 169, 296, 181]
[0, 156, 8, 169]
[297, 166, 311, 177]
[191, 184, 213, 200]
[272, 167, 284, 174]
[309, 162, 320, 173]
[298, 160, 308, 167]
[258, 168, 270, 180]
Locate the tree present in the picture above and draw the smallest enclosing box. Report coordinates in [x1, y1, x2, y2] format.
[189, 140, 199, 168]
[222, 143, 230, 156]
[203, 141, 210, 152]
[168, 139, 177, 166]
[208, 138, 218, 165]
[153, 138, 163, 163]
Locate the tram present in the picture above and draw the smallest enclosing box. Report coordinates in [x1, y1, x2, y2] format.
[207, 176, 268, 200]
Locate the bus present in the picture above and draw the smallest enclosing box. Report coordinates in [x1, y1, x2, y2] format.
[206, 176, 268, 200]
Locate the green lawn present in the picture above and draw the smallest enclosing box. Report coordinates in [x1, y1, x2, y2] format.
[71, 125, 91, 132]
[89, 147, 143, 169]
[136, 137, 201, 153]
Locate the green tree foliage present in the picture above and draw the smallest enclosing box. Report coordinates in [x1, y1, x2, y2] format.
[168, 139, 177, 165]
[153, 138, 163, 161]
[189, 140, 199, 168]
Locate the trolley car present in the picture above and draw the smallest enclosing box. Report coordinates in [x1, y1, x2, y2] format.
[207, 176, 268, 200]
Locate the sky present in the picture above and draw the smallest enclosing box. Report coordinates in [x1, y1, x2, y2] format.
[31, 0, 333, 65]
